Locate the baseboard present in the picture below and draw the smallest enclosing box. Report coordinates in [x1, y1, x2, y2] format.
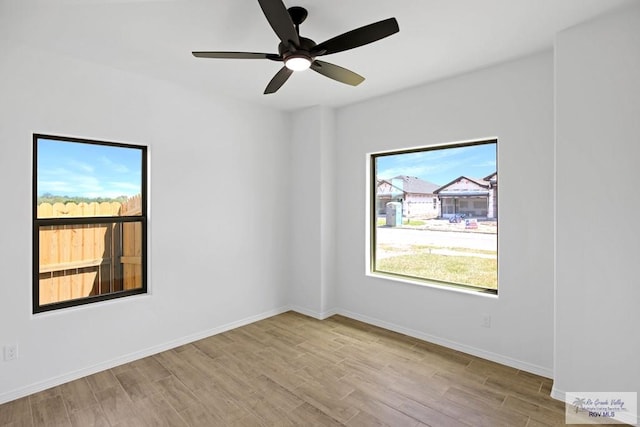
[290, 305, 338, 320]
[550, 385, 565, 401]
[336, 308, 554, 379]
[0, 305, 290, 405]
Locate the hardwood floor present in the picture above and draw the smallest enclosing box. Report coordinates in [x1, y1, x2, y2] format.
[0, 311, 568, 426]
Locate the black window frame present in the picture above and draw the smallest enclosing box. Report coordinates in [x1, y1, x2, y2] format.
[32, 134, 148, 313]
[370, 139, 498, 295]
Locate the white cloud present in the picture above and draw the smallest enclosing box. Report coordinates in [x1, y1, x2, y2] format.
[101, 156, 129, 173]
[39, 180, 76, 194]
[68, 160, 94, 173]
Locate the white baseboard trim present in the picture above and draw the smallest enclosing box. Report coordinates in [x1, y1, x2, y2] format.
[336, 308, 554, 379]
[290, 305, 338, 320]
[550, 385, 565, 401]
[0, 306, 290, 405]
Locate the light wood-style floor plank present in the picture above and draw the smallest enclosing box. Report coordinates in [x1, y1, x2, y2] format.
[68, 404, 110, 427]
[1, 311, 574, 426]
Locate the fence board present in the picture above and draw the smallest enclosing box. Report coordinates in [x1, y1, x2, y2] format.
[122, 222, 136, 290]
[82, 224, 96, 295]
[39, 276, 54, 305]
[71, 268, 82, 300]
[81, 202, 95, 217]
[40, 226, 51, 269]
[39, 258, 104, 273]
[122, 195, 142, 216]
[38, 203, 53, 218]
[58, 271, 70, 303]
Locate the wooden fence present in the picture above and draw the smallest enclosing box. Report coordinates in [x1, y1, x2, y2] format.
[38, 197, 142, 306]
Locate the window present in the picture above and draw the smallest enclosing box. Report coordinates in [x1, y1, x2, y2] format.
[370, 139, 497, 294]
[33, 134, 147, 313]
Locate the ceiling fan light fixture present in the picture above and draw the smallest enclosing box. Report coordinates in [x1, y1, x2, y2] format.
[285, 55, 312, 71]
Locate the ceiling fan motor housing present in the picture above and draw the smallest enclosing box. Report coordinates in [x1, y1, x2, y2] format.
[279, 36, 316, 63]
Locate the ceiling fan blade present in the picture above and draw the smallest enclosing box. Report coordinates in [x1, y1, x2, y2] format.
[192, 51, 281, 61]
[264, 66, 294, 94]
[310, 60, 365, 86]
[257, 0, 300, 47]
[311, 17, 399, 56]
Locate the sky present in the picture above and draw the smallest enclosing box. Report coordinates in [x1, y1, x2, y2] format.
[375, 142, 496, 186]
[37, 138, 142, 199]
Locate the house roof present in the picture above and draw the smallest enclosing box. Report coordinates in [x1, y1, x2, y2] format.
[483, 172, 498, 182]
[434, 175, 491, 194]
[388, 175, 440, 195]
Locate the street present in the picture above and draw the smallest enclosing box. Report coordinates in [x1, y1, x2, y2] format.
[376, 227, 496, 251]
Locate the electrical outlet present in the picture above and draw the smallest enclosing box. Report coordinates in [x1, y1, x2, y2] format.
[481, 314, 492, 328]
[4, 344, 18, 362]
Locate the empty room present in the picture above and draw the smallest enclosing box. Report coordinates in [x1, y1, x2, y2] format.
[1, 0, 639, 425]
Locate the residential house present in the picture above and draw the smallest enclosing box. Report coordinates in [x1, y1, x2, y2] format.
[376, 175, 440, 218]
[434, 172, 497, 219]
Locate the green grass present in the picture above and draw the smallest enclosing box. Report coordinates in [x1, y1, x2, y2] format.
[376, 250, 497, 290]
[378, 244, 407, 252]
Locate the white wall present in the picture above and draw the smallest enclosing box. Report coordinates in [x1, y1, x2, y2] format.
[332, 52, 556, 376]
[289, 106, 337, 317]
[0, 41, 290, 402]
[555, 2, 640, 400]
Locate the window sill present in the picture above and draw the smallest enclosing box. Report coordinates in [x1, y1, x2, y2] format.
[367, 270, 498, 298]
[31, 292, 151, 319]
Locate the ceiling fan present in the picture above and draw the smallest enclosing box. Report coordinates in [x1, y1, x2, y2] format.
[192, 0, 399, 94]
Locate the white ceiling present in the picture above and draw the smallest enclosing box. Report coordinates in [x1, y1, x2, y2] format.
[3, 0, 637, 111]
